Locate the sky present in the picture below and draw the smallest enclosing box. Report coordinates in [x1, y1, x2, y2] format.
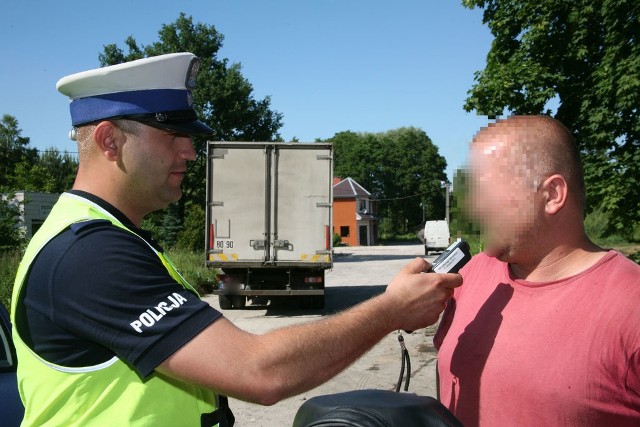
[0, 0, 495, 182]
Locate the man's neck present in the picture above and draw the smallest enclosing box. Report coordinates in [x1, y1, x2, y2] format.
[72, 180, 146, 228]
[509, 236, 607, 282]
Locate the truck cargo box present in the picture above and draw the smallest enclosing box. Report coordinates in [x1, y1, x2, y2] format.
[205, 142, 333, 309]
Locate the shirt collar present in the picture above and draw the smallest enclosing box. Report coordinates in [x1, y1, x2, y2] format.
[66, 189, 163, 251]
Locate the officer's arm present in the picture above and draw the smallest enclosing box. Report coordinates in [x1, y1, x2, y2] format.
[157, 258, 461, 406]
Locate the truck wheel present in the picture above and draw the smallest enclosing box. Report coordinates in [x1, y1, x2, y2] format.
[232, 296, 246, 309]
[219, 295, 232, 310]
[312, 295, 325, 310]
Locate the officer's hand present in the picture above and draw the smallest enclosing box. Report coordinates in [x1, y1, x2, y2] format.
[382, 257, 462, 332]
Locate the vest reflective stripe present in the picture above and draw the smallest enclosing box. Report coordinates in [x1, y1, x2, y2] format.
[11, 193, 219, 426]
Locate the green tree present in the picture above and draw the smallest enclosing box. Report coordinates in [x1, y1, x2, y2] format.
[37, 149, 78, 192]
[141, 203, 183, 249]
[99, 13, 283, 210]
[12, 148, 78, 193]
[99, 14, 284, 248]
[449, 167, 482, 238]
[463, 0, 640, 232]
[175, 203, 206, 252]
[0, 114, 37, 190]
[329, 127, 448, 235]
[332, 131, 380, 194]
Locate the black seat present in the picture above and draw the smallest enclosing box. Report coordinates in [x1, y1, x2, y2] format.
[292, 389, 463, 427]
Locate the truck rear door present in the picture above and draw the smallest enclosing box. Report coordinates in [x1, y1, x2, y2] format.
[271, 144, 332, 266]
[207, 144, 269, 263]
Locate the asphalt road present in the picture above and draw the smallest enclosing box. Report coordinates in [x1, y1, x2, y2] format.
[202, 243, 440, 427]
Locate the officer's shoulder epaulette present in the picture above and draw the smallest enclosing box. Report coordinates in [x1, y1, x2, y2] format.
[69, 219, 113, 235]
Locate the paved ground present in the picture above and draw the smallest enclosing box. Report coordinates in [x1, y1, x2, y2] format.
[202, 243, 441, 426]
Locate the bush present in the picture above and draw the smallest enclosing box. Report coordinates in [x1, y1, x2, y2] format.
[174, 204, 205, 252]
[165, 248, 218, 295]
[0, 194, 25, 251]
[0, 251, 21, 312]
[378, 232, 421, 243]
[377, 217, 395, 240]
[333, 233, 342, 247]
[584, 208, 610, 241]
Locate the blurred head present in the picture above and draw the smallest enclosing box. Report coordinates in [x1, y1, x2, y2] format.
[467, 115, 585, 263]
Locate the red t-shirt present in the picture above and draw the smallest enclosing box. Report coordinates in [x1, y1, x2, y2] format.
[435, 251, 640, 426]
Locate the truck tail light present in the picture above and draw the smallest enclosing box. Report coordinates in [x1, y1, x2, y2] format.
[325, 225, 330, 250]
[305, 276, 323, 284]
[209, 224, 214, 250]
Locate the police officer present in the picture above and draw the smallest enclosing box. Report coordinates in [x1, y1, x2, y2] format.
[11, 53, 462, 426]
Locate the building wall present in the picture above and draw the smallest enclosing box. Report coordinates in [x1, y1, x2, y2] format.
[333, 198, 358, 246]
[14, 192, 60, 238]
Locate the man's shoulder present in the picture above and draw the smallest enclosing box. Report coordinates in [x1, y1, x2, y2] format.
[594, 251, 640, 284]
[608, 251, 640, 272]
[34, 219, 159, 275]
[53, 219, 151, 250]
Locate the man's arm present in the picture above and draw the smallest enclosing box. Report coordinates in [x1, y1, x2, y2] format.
[158, 257, 462, 405]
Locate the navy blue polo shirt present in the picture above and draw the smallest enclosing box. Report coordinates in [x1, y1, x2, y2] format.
[18, 190, 222, 378]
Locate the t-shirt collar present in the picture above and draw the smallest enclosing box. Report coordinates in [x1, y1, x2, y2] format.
[66, 189, 162, 250]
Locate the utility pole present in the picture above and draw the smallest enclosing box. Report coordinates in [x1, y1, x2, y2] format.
[441, 181, 451, 224]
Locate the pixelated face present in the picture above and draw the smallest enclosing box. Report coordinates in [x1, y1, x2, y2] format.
[467, 131, 543, 261]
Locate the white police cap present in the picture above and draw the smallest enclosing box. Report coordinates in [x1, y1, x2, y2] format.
[57, 52, 213, 137]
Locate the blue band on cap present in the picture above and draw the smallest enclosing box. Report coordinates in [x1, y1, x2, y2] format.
[69, 89, 192, 125]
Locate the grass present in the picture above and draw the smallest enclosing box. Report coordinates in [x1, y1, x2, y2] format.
[592, 237, 640, 263]
[378, 232, 424, 244]
[165, 248, 219, 295]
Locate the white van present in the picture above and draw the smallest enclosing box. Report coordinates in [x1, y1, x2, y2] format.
[424, 220, 450, 254]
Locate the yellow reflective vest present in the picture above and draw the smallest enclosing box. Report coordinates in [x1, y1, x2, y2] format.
[11, 192, 225, 426]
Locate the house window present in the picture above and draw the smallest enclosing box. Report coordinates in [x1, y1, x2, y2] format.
[359, 199, 368, 213]
[340, 226, 350, 237]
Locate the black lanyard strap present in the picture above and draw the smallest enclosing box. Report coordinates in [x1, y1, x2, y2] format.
[201, 395, 235, 427]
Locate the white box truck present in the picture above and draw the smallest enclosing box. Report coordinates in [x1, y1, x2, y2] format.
[205, 142, 333, 309]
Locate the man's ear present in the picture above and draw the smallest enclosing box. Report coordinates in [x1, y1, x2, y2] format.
[542, 174, 568, 215]
[93, 121, 121, 161]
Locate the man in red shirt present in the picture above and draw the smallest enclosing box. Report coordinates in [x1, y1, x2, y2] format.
[435, 115, 640, 426]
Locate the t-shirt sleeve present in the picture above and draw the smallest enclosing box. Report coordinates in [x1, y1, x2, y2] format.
[49, 224, 222, 377]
